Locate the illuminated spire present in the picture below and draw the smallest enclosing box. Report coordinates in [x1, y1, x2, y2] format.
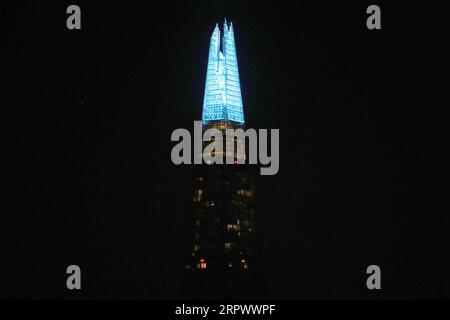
[202, 20, 244, 124]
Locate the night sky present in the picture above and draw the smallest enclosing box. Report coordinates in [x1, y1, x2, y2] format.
[3, 1, 449, 299]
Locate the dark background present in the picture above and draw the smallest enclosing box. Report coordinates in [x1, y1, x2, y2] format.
[2, 1, 449, 299]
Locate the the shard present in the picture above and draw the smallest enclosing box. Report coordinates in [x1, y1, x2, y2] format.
[183, 20, 259, 299]
[202, 20, 244, 125]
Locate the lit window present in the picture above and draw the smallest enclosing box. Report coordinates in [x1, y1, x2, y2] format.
[193, 190, 203, 202]
[228, 262, 233, 268]
[224, 243, 234, 249]
[205, 201, 216, 207]
[197, 258, 207, 269]
[193, 245, 200, 251]
[237, 189, 253, 197]
[241, 259, 249, 270]
[232, 199, 243, 207]
[227, 224, 241, 231]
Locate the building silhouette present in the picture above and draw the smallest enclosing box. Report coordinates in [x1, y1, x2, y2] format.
[183, 20, 259, 299]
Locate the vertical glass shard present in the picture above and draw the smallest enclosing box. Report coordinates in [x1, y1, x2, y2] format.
[202, 21, 244, 125]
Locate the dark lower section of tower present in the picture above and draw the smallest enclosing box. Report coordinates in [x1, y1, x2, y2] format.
[182, 143, 260, 299]
[184, 261, 259, 299]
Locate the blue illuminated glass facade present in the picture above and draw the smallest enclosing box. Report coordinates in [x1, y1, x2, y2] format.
[202, 20, 244, 124]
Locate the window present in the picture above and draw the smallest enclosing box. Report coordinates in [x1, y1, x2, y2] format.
[224, 242, 234, 249]
[227, 224, 241, 231]
[193, 190, 203, 202]
[237, 189, 253, 197]
[197, 258, 207, 269]
[204, 201, 215, 207]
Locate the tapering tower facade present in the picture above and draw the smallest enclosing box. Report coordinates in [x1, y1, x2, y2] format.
[202, 20, 244, 124]
[184, 20, 258, 299]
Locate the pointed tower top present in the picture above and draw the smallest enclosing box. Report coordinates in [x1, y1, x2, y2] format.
[212, 23, 220, 40]
[224, 18, 229, 32]
[203, 20, 244, 125]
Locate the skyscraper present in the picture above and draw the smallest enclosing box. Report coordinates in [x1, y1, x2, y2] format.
[202, 19, 244, 125]
[183, 20, 259, 299]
